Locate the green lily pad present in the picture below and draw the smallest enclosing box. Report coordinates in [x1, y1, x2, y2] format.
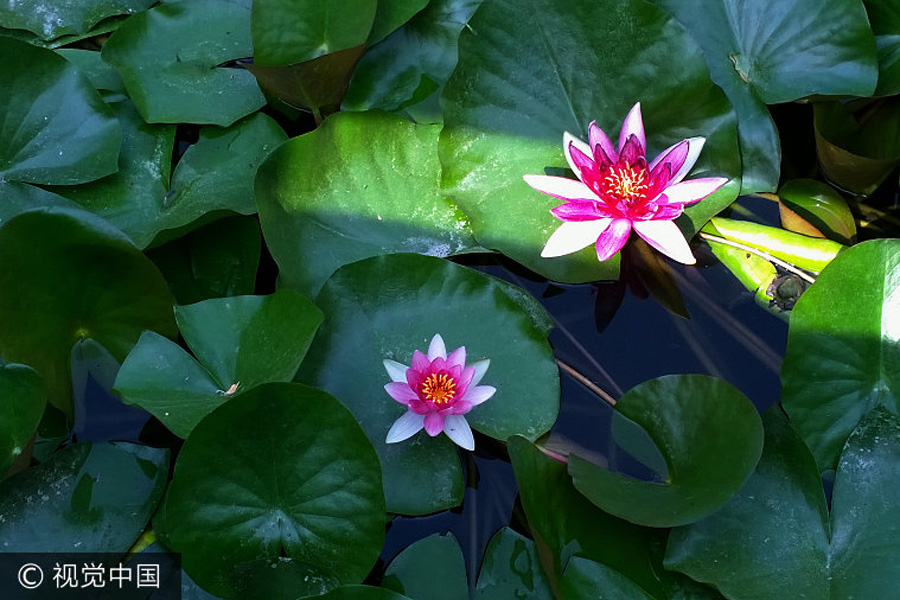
[298, 253, 559, 515]
[343, 0, 483, 116]
[782, 239, 900, 472]
[115, 290, 323, 438]
[56, 48, 127, 100]
[473, 527, 553, 600]
[368, 0, 429, 45]
[251, 0, 376, 66]
[0, 207, 175, 417]
[50, 103, 285, 248]
[440, 0, 740, 284]
[666, 406, 900, 599]
[0, 364, 45, 475]
[146, 215, 262, 305]
[864, 0, 900, 96]
[0, 0, 153, 41]
[559, 556, 654, 600]
[778, 179, 856, 244]
[256, 111, 478, 298]
[0, 36, 120, 185]
[568, 375, 763, 527]
[381, 533, 467, 600]
[165, 383, 385, 598]
[0, 441, 168, 552]
[0, 181, 81, 228]
[102, 0, 265, 126]
[321, 587, 413, 600]
[508, 435, 666, 597]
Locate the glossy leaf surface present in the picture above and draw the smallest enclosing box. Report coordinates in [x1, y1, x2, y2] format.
[0, 364, 45, 474]
[0, 0, 153, 41]
[382, 533, 467, 600]
[473, 527, 553, 600]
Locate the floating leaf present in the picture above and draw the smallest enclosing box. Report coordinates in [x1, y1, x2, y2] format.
[782, 239, 900, 472]
[0, 208, 175, 416]
[257, 111, 478, 298]
[0, 0, 153, 41]
[778, 179, 856, 244]
[0, 37, 119, 185]
[56, 48, 127, 99]
[568, 375, 763, 527]
[382, 533, 467, 600]
[440, 0, 740, 284]
[0, 442, 168, 552]
[251, 0, 376, 66]
[165, 383, 385, 598]
[102, 0, 265, 126]
[473, 527, 553, 600]
[368, 0, 429, 45]
[559, 556, 654, 600]
[299, 253, 558, 515]
[0, 181, 80, 230]
[864, 0, 900, 96]
[0, 364, 45, 475]
[321, 587, 413, 600]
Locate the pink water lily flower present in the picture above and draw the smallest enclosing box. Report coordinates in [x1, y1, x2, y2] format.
[524, 102, 729, 264]
[384, 334, 495, 451]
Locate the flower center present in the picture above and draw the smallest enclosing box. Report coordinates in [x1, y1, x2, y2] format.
[599, 164, 649, 205]
[420, 372, 457, 408]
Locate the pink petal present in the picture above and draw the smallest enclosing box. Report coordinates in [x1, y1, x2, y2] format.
[594, 218, 632, 262]
[443, 415, 474, 450]
[632, 219, 695, 264]
[588, 121, 616, 164]
[431, 356, 447, 372]
[383, 359, 409, 383]
[670, 137, 706, 184]
[448, 400, 473, 415]
[427, 334, 446, 360]
[459, 365, 476, 391]
[424, 412, 445, 436]
[618, 135, 645, 165]
[567, 141, 595, 178]
[462, 385, 496, 406]
[386, 411, 425, 444]
[563, 131, 592, 179]
[385, 382, 417, 405]
[542, 220, 612, 258]
[447, 346, 466, 369]
[523, 175, 597, 202]
[618, 102, 645, 155]
[470, 359, 490, 386]
[648, 139, 689, 186]
[550, 200, 612, 222]
[651, 204, 684, 220]
[411, 349, 429, 373]
[409, 400, 430, 414]
[660, 177, 728, 205]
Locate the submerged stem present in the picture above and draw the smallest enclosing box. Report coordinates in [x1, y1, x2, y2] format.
[556, 359, 617, 407]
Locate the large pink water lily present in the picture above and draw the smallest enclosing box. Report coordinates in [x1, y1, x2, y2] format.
[524, 102, 729, 264]
[384, 334, 495, 451]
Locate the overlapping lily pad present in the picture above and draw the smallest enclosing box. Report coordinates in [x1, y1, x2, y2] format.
[298, 253, 559, 515]
[863, 0, 900, 96]
[440, 0, 740, 283]
[165, 383, 385, 598]
[0, 36, 120, 186]
[0, 441, 168, 552]
[102, 0, 265, 126]
[473, 527, 553, 600]
[115, 290, 323, 438]
[782, 239, 900, 472]
[257, 111, 478, 298]
[568, 375, 764, 527]
[0, 0, 153, 41]
[381, 533, 467, 600]
[0, 364, 45, 474]
[0, 208, 175, 417]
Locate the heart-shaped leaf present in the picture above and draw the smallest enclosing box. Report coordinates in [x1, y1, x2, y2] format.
[473, 527, 553, 600]
[0, 364, 45, 475]
[0, 0, 154, 41]
[381, 533, 467, 600]
[102, 0, 265, 126]
[782, 239, 900, 472]
[440, 0, 740, 283]
[0, 37, 120, 185]
[165, 382, 385, 598]
[0, 207, 175, 417]
[299, 253, 559, 515]
[0, 441, 168, 552]
[257, 111, 478, 298]
[568, 374, 764, 527]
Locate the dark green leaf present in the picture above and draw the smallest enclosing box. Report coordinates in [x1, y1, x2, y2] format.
[0, 181, 81, 231]
[0, 442, 168, 552]
[368, 0, 429, 45]
[102, 0, 265, 126]
[782, 239, 900, 472]
[299, 253, 559, 515]
[0, 0, 153, 41]
[0, 208, 175, 417]
[440, 0, 740, 283]
[257, 111, 477, 298]
[320, 586, 413, 600]
[56, 48, 127, 99]
[382, 533, 467, 600]
[473, 527, 553, 600]
[251, 0, 376, 66]
[165, 383, 385, 598]
[864, 0, 900, 96]
[568, 375, 763, 527]
[0, 364, 45, 474]
[559, 556, 654, 600]
[0, 37, 120, 185]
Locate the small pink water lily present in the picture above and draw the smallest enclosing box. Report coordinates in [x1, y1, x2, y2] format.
[524, 102, 729, 265]
[384, 334, 495, 451]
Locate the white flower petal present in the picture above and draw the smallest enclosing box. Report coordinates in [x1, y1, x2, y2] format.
[470, 359, 490, 386]
[523, 175, 596, 201]
[427, 333, 446, 360]
[383, 359, 409, 383]
[443, 415, 475, 450]
[541, 220, 611, 258]
[662, 177, 729, 205]
[563, 131, 593, 180]
[386, 411, 425, 444]
[463, 385, 496, 406]
[632, 220, 696, 265]
[670, 137, 705, 184]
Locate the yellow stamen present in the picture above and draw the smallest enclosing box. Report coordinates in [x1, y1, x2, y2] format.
[421, 373, 457, 407]
[602, 164, 649, 203]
